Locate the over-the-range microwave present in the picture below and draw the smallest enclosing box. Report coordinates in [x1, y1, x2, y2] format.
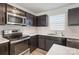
[7, 13, 27, 25]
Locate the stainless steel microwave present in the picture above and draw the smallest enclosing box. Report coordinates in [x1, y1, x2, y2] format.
[7, 13, 27, 25]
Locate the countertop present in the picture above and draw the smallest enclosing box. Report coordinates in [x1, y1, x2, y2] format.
[38, 34, 79, 40]
[0, 32, 79, 44]
[23, 33, 79, 39]
[0, 35, 9, 44]
[47, 44, 79, 55]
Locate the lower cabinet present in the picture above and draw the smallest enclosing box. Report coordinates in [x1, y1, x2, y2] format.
[0, 42, 9, 55]
[45, 38, 54, 51]
[29, 35, 66, 52]
[38, 35, 66, 51]
[29, 36, 38, 53]
[38, 35, 46, 50]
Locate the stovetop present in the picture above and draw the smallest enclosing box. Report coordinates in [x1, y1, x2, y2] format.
[3, 35, 30, 41]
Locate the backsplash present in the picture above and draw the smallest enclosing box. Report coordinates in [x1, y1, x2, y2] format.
[36, 26, 79, 37]
[0, 25, 79, 37]
[0, 25, 37, 35]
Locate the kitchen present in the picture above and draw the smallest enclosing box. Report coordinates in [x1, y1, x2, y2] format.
[0, 3, 79, 55]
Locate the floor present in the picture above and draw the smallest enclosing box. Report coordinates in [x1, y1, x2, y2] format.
[31, 48, 47, 55]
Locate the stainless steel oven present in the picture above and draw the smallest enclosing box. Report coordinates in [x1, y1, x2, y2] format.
[10, 37, 30, 55]
[2, 30, 30, 55]
[7, 13, 27, 25]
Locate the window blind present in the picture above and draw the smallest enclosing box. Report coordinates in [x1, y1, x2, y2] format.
[49, 14, 65, 30]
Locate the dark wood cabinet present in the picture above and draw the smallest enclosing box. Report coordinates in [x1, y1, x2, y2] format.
[26, 13, 34, 26]
[33, 15, 37, 26]
[38, 35, 53, 51]
[25, 13, 36, 26]
[36, 15, 48, 26]
[68, 7, 79, 26]
[45, 38, 54, 51]
[0, 42, 9, 55]
[7, 4, 26, 16]
[0, 4, 48, 26]
[38, 35, 66, 51]
[38, 35, 46, 50]
[25, 14, 48, 27]
[29, 36, 38, 52]
[0, 3, 6, 25]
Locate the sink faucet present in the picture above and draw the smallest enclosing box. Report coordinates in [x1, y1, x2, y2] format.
[61, 32, 64, 36]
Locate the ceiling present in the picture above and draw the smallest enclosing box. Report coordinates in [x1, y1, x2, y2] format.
[16, 3, 71, 14]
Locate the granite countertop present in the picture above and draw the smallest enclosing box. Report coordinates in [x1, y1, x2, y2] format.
[47, 44, 79, 55]
[0, 35, 9, 44]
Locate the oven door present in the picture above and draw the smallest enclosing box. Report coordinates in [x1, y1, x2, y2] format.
[10, 39, 29, 55]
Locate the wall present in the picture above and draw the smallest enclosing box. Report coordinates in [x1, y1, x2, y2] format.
[36, 3, 79, 37]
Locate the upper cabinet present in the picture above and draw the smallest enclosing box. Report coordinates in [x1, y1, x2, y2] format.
[0, 3, 48, 26]
[36, 15, 48, 26]
[68, 7, 79, 26]
[25, 12, 36, 26]
[7, 4, 26, 16]
[23, 13, 48, 27]
[0, 3, 6, 25]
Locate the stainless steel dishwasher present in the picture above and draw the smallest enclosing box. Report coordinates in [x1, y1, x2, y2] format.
[67, 39, 79, 49]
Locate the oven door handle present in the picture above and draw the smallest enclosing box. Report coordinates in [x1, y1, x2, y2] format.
[11, 37, 30, 44]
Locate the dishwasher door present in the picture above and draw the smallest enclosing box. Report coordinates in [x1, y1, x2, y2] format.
[67, 39, 79, 49]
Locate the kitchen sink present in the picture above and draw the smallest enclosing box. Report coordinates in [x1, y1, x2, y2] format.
[47, 32, 64, 37]
[48, 33, 57, 35]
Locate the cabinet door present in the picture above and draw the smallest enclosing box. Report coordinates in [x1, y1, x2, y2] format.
[38, 36, 45, 50]
[33, 16, 37, 26]
[26, 13, 34, 26]
[37, 15, 48, 26]
[0, 43, 9, 55]
[68, 8, 79, 26]
[0, 3, 6, 25]
[7, 4, 26, 16]
[29, 36, 37, 52]
[45, 39, 54, 51]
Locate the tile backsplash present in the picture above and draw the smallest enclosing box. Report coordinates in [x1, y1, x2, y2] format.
[0, 25, 36, 35]
[0, 25, 79, 38]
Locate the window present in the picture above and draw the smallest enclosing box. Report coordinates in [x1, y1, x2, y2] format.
[49, 14, 65, 30]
